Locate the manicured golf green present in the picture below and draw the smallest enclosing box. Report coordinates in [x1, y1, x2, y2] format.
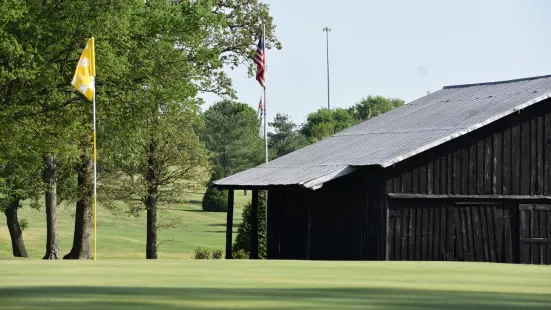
[0, 260, 550, 309]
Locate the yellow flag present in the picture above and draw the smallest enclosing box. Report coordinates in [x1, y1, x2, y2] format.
[71, 38, 96, 101]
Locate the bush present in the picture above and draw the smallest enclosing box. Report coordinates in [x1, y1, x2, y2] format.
[194, 246, 211, 259]
[232, 249, 249, 259]
[212, 249, 223, 259]
[232, 191, 266, 259]
[202, 165, 228, 212]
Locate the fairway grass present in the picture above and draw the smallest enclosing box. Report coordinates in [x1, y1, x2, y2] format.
[0, 260, 550, 309]
[0, 190, 251, 259]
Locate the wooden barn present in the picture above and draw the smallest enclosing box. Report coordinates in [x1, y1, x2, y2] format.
[215, 74, 551, 264]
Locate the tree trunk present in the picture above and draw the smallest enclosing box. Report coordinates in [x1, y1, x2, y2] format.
[43, 156, 60, 260]
[4, 199, 28, 258]
[64, 154, 92, 259]
[145, 141, 158, 259]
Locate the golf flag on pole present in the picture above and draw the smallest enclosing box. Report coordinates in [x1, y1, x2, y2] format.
[71, 38, 96, 101]
[71, 38, 98, 262]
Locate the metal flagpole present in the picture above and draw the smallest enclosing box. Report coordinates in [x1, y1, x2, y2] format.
[263, 24, 268, 164]
[92, 76, 97, 263]
[323, 27, 331, 109]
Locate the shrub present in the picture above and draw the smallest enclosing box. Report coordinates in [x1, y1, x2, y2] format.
[232, 191, 266, 259]
[232, 249, 249, 259]
[194, 246, 211, 259]
[212, 249, 223, 259]
[202, 165, 228, 212]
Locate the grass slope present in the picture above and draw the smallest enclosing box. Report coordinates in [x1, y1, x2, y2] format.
[0, 190, 251, 259]
[0, 260, 550, 309]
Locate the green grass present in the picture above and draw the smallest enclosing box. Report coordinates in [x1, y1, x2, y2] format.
[0, 260, 549, 309]
[0, 190, 251, 259]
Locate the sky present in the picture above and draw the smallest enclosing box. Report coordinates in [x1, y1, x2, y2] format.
[201, 0, 551, 126]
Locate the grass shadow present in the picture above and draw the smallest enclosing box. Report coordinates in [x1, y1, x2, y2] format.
[0, 286, 549, 310]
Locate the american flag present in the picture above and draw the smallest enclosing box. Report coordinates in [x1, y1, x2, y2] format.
[254, 33, 266, 87]
[257, 96, 264, 138]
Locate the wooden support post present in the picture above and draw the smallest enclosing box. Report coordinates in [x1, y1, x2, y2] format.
[225, 189, 234, 259]
[250, 189, 259, 259]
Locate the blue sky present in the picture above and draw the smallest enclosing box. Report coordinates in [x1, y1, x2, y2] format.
[201, 0, 551, 126]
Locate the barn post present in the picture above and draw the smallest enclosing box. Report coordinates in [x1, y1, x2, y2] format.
[250, 189, 259, 259]
[225, 189, 234, 259]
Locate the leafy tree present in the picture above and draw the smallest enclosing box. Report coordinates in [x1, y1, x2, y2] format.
[201, 164, 228, 212]
[203, 100, 264, 176]
[300, 108, 355, 142]
[268, 112, 307, 158]
[348, 95, 404, 121]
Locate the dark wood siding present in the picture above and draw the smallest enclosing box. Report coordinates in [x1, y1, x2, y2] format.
[519, 204, 551, 264]
[386, 100, 551, 196]
[267, 168, 383, 260]
[388, 201, 519, 262]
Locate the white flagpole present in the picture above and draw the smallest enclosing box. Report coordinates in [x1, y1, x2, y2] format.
[92, 76, 97, 263]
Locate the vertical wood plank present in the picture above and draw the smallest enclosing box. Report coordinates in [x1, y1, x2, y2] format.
[539, 208, 546, 264]
[519, 207, 528, 264]
[503, 125, 512, 194]
[472, 206, 484, 261]
[427, 161, 433, 195]
[477, 138, 485, 195]
[465, 206, 475, 261]
[393, 167, 402, 194]
[395, 208, 402, 260]
[428, 206, 434, 260]
[469, 142, 477, 195]
[446, 206, 456, 260]
[531, 118, 538, 195]
[225, 189, 235, 259]
[479, 205, 490, 261]
[402, 166, 411, 193]
[415, 207, 422, 260]
[485, 135, 493, 195]
[453, 148, 462, 195]
[388, 208, 396, 260]
[493, 131, 503, 195]
[434, 157, 441, 194]
[547, 210, 551, 264]
[412, 167, 419, 194]
[495, 206, 504, 262]
[462, 146, 469, 195]
[512, 118, 521, 195]
[422, 207, 429, 260]
[485, 206, 497, 262]
[521, 119, 531, 195]
[447, 152, 453, 195]
[420, 164, 427, 194]
[456, 207, 465, 260]
[531, 209, 539, 264]
[434, 206, 441, 260]
[504, 207, 514, 263]
[401, 208, 409, 260]
[408, 206, 415, 261]
[537, 114, 544, 195]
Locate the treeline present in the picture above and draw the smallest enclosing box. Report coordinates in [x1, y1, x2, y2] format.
[0, 0, 281, 260]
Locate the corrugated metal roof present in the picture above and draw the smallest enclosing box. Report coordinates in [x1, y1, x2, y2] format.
[215, 74, 551, 189]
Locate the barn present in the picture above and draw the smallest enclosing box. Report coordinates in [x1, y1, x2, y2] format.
[214, 74, 551, 264]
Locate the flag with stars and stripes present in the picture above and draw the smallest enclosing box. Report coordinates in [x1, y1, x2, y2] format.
[254, 33, 265, 88]
[71, 38, 96, 101]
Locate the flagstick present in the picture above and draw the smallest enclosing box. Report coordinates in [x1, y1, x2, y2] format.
[92, 76, 97, 263]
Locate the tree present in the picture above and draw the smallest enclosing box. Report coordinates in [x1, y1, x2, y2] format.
[300, 108, 355, 142]
[348, 95, 404, 121]
[268, 112, 307, 158]
[201, 164, 228, 212]
[203, 100, 264, 176]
